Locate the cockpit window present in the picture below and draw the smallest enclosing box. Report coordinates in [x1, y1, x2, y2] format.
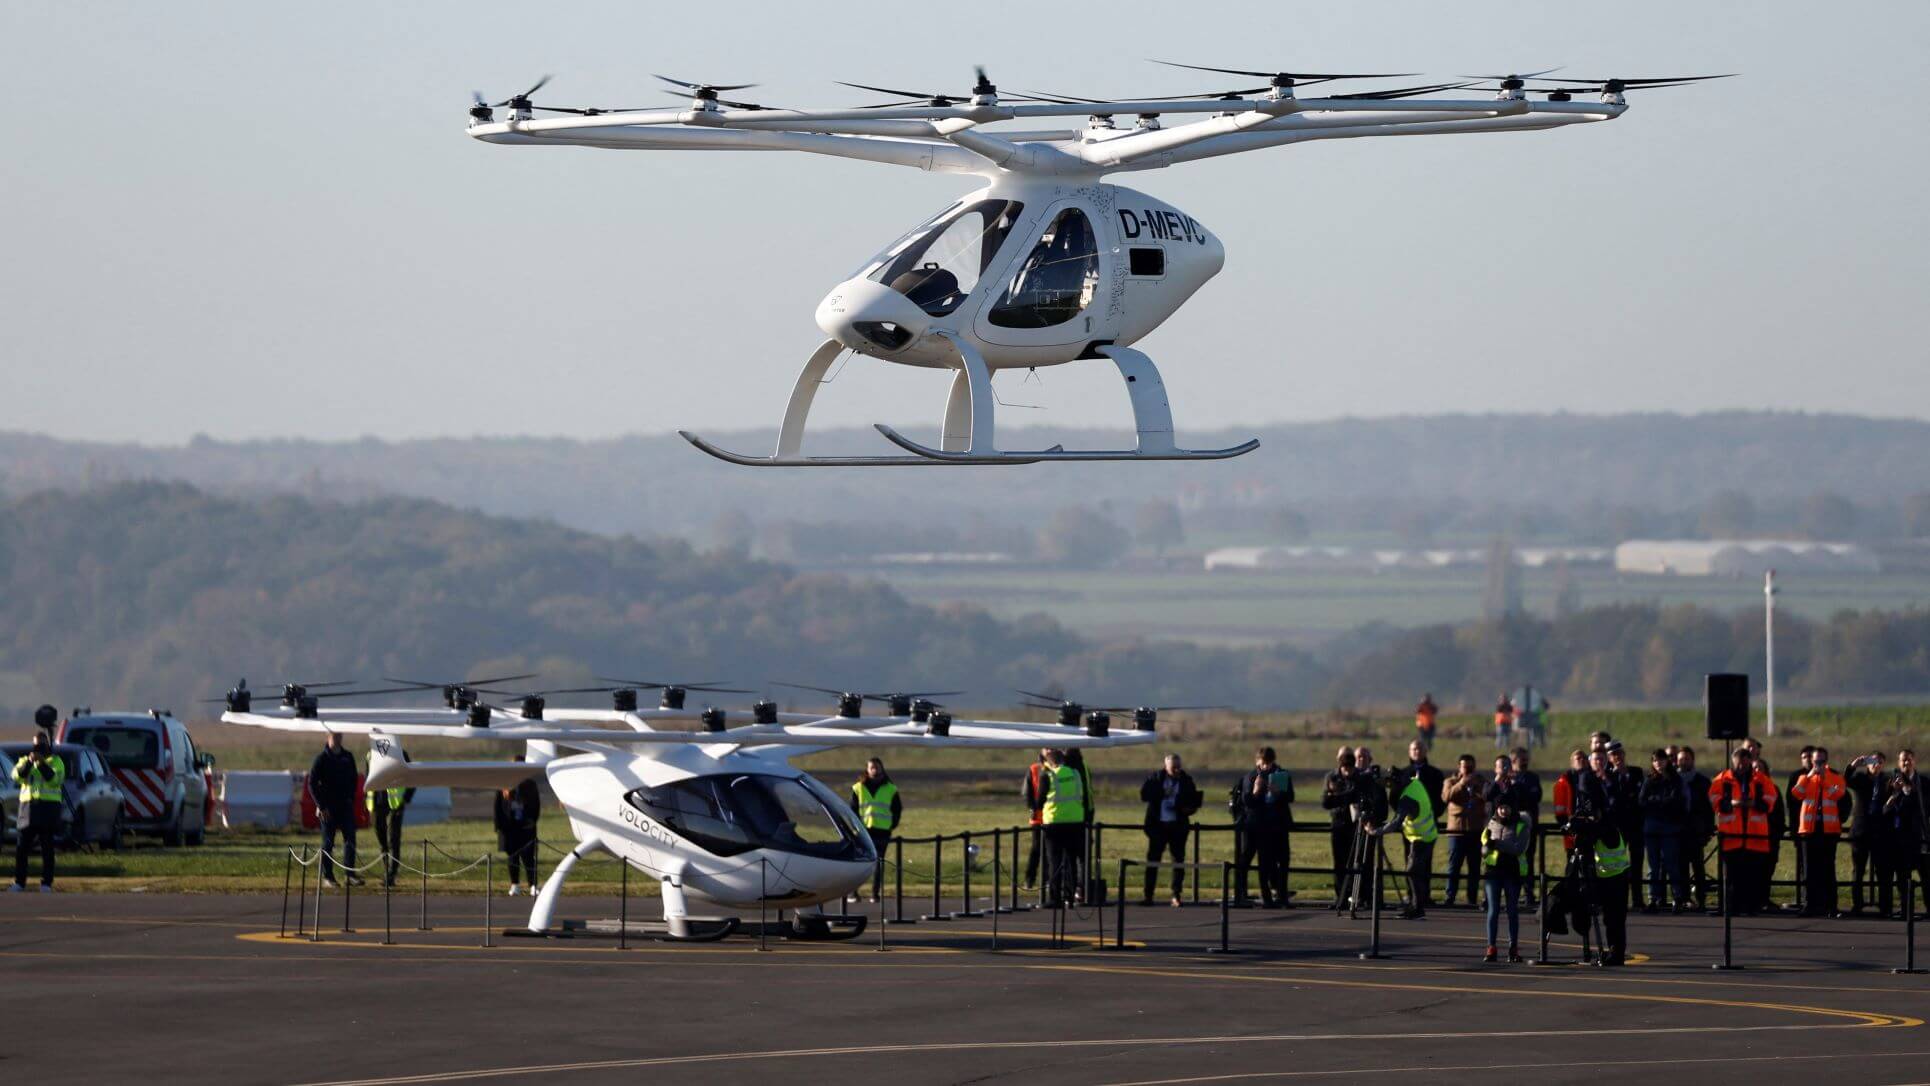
[988, 207, 1100, 328]
[626, 774, 873, 861]
[864, 199, 1026, 316]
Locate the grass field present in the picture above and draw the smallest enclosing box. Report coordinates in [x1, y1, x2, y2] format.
[21, 703, 1930, 900]
[851, 564, 1930, 644]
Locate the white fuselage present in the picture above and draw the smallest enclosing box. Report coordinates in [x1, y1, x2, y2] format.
[546, 747, 876, 909]
[816, 180, 1224, 371]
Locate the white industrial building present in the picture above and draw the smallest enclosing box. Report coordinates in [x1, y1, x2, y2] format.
[1203, 545, 1609, 573]
[1614, 539, 1881, 577]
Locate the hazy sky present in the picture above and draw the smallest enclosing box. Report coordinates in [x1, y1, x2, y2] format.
[4, 1, 1926, 443]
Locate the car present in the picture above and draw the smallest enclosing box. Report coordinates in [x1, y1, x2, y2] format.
[0, 770, 16, 844]
[59, 711, 212, 846]
[0, 742, 127, 849]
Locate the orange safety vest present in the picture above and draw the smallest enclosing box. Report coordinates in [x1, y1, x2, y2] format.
[1416, 703, 1437, 729]
[1026, 762, 1045, 826]
[1789, 768, 1847, 835]
[1709, 770, 1777, 852]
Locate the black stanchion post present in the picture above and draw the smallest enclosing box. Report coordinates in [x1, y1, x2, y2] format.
[483, 853, 493, 948]
[1713, 829, 1739, 970]
[1361, 832, 1387, 960]
[1207, 861, 1233, 953]
[894, 836, 909, 923]
[1192, 825, 1202, 904]
[955, 830, 981, 918]
[619, 859, 629, 951]
[419, 840, 429, 931]
[879, 880, 888, 952]
[311, 849, 325, 943]
[383, 868, 394, 946]
[992, 827, 1004, 916]
[1115, 858, 1127, 949]
[342, 863, 353, 933]
[924, 837, 950, 921]
[759, 858, 769, 952]
[295, 847, 309, 941]
[280, 849, 293, 939]
[1898, 870, 1926, 975]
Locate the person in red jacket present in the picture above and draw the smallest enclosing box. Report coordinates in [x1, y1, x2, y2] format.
[1789, 746, 1849, 917]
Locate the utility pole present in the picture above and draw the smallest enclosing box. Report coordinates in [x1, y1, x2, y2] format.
[1764, 568, 1777, 737]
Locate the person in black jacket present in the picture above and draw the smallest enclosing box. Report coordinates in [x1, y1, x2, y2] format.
[1604, 742, 1645, 908]
[1879, 750, 1929, 919]
[1845, 751, 1887, 914]
[494, 758, 543, 896]
[1676, 746, 1715, 911]
[1233, 747, 1292, 907]
[1139, 754, 1202, 906]
[363, 750, 417, 889]
[1323, 748, 1363, 909]
[1638, 749, 1686, 913]
[308, 732, 362, 888]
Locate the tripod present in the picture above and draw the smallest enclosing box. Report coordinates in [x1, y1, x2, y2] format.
[1552, 840, 1610, 965]
[1340, 817, 1409, 918]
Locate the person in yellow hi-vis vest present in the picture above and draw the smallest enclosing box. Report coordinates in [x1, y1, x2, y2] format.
[1375, 769, 1439, 920]
[849, 758, 901, 903]
[11, 730, 66, 892]
[1041, 748, 1089, 907]
[364, 752, 416, 889]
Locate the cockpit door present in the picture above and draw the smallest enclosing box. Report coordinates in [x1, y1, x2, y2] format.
[974, 202, 1113, 348]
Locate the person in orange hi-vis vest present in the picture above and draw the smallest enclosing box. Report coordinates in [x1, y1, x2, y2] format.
[1414, 693, 1438, 750]
[1553, 749, 1585, 852]
[1709, 746, 1778, 915]
[1789, 746, 1849, 918]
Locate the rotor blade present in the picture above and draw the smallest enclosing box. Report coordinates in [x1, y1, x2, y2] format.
[1150, 60, 1417, 81]
[592, 676, 734, 691]
[773, 681, 852, 698]
[1014, 688, 1071, 704]
[311, 685, 439, 699]
[1458, 67, 1563, 81]
[861, 690, 965, 702]
[384, 673, 538, 690]
[1149, 60, 1275, 78]
[1538, 74, 1734, 86]
[1329, 81, 1479, 100]
[521, 75, 551, 98]
[835, 80, 942, 101]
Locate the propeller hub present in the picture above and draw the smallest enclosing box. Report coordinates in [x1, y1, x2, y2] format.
[1057, 702, 1083, 729]
[837, 693, 864, 719]
[1133, 707, 1158, 732]
[661, 686, 687, 711]
[1084, 710, 1111, 738]
[294, 695, 320, 720]
[887, 694, 914, 717]
[752, 699, 779, 725]
[700, 707, 727, 733]
[520, 695, 545, 721]
[612, 688, 638, 713]
[466, 703, 490, 728]
[927, 711, 953, 737]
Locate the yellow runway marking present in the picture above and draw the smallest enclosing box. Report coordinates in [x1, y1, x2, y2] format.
[1038, 961, 1921, 1028]
[1097, 1049, 1930, 1085]
[292, 1032, 1929, 1085]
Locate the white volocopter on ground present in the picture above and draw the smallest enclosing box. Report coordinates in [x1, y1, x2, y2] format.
[216, 678, 1153, 939]
[466, 65, 1726, 466]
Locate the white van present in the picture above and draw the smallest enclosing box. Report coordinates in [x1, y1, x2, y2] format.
[60, 711, 212, 846]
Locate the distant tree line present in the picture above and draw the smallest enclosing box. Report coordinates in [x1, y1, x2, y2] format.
[0, 484, 1923, 720]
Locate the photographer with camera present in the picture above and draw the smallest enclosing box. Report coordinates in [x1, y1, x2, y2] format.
[1140, 754, 1201, 907]
[1322, 748, 1363, 908]
[1677, 747, 1715, 912]
[1378, 756, 1439, 920]
[1879, 749, 1929, 920]
[1845, 751, 1886, 915]
[1232, 747, 1291, 908]
[1481, 798, 1532, 962]
[1710, 745, 1778, 915]
[1789, 746, 1847, 917]
[1639, 747, 1687, 913]
[1441, 754, 1485, 908]
[10, 708, 65, 893]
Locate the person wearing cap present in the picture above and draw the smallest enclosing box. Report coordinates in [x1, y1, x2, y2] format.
[11, 727, 66, 892]
[1605, 741, 1646, 908]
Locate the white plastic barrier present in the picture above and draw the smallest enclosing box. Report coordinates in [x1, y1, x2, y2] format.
[407, 787, 452, 826]
[220, 771, 298, 829]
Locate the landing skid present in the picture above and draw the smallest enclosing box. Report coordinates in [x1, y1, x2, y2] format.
[874, 425, 1259, 463]
[680, 336, 1257, 467]
[505, 917, 740, 943]
[680, 430, 1052, 467]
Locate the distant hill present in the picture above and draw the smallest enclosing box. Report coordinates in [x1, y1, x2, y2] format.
[0, 483, 1330, 718]
[4, 412, 1927, 542]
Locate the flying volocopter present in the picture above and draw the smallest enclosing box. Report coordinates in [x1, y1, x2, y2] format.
[466, 64, 1726, 466]
[217, 676, 1165, 939]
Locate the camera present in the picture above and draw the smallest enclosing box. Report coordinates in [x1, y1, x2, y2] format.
[1227, 785, 1245, 817]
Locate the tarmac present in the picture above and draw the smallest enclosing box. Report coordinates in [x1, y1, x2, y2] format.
[8, 887, 1930, 1085]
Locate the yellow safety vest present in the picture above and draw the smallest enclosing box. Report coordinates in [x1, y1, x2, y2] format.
[1399, 776, 1438, 843]
[12, 754, 65, 805]
[1042, 764, 1086, 825]
[852, 779, 897, 830]
[366, 786, 405, 813]
[1481, 816, 1532, 876]
[1595, 834, 1631, 879]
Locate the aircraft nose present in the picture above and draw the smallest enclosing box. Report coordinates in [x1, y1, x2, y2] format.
[815, 278, 932, 354]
